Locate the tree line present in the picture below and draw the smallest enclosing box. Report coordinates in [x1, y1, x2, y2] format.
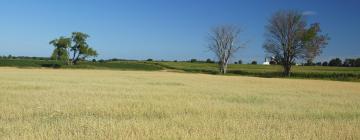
[318, 58, 360, 67]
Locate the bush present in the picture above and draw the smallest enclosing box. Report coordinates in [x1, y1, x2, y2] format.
[190, 59, 197, 63]
[110, 58, 119, 61]
[343, 59, 356, 67]
[251, 61, 257, 65]
[322, 61, 328, 66]
[206, 59, 214, 63]
[305, 61, 315, 66]
[355, 58, 360, 67]
[146, 59, 153, 61]
[329, 58, 342, 66]
[238, 60, 242, 64]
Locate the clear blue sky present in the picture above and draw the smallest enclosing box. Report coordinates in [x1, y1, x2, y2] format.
[0, 0, 359, 63]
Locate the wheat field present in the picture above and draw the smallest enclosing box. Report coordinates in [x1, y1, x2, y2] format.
[0, 68, 359, 140]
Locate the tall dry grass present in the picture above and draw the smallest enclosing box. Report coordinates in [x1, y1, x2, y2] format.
[0, 68, 359, 139]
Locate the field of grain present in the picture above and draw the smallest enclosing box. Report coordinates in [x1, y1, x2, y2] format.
[0, 68, 360, 139]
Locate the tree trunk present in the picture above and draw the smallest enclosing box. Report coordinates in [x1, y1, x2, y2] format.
[219, 62, 227, 74]
[73, 59, 78, 65]
[222, 63, 227, 74]
[74, 53, 81, 65]
[66, 49, 71, 65]
[72, 50, 79, 65]
[283, 64, 291, 77]
[57, 49, 61, 61]
[219, 63, 223, 74]
[72, 50, 76, 64]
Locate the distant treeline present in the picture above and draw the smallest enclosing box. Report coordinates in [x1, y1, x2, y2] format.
[305, 58, 360, 67]
[0, 55, 51, 60]
[166, 58, 360, 67]
[1, 55, 360, 67]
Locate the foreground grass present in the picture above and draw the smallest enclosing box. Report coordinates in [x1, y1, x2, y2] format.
[0, 68, 359, 139]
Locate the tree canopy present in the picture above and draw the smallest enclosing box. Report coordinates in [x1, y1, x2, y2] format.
[49, 36, 71, 63]
[71, 32, 97, 64]
[263, 10, 329, 76]
[208, 25, 244, 74]
[50, 32, 98, 65]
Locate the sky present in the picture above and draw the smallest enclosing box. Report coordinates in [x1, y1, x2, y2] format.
[0, 0, 359, 63]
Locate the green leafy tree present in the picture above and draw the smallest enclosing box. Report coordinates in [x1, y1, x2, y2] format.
[79, 47, 98, 60]
[49, 37, 71, 64]
[71, 32, 97, 64]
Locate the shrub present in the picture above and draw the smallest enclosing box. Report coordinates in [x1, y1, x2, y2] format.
[355, 58, 360, 67]
[305, 61, 315, 66]
[190, 59, 197, 63]
[329, 58, 342, 66]
[206, 58, 214, 63]
[251, 61, 257, 65]
[111, 58, 119, 61]
[322, 61, 328, 66]
[343, 59, 356, 67]
[146, 59, 153, 61]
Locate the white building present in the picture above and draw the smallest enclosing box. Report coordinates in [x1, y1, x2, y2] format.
[263, 61, 270, 65]
[263, 57, 276, 65]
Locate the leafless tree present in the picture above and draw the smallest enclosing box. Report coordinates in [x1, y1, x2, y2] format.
[263, 10, 328, 76]
[208, 25, 244, 74]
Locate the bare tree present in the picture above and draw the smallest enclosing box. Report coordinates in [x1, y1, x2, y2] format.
[263, 10, 328, 76]
[208, 25, 244, 74]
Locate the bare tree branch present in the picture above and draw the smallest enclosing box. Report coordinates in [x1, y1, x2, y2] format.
[208, 25, 244, 74]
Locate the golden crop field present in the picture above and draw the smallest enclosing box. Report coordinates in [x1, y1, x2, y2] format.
[0, 68, 360, 140]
